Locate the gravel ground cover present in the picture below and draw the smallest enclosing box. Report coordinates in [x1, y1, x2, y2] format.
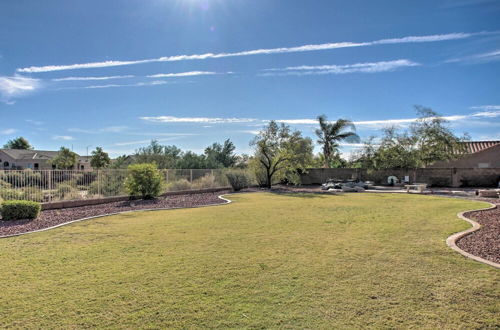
[0, 191, 229, 237]
[457, 203, 500, 264]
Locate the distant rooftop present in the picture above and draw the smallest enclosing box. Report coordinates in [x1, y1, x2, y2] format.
[460, 141, 500, 154]
[0, 149, 86, 161]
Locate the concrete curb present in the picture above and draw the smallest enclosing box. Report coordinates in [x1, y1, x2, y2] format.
[0, 194, 233, 239]
[446, 203, 500, 269]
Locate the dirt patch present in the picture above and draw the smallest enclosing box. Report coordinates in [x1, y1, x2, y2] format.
[0, 191, 230, 237]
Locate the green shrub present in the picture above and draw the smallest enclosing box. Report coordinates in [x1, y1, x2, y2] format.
[0, 200, 41, 221]
[166, 179, 192, 192]
[226, 170, 250, 191]
[125, 163, 163, 199]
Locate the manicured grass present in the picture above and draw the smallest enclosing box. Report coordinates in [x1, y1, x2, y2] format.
[0, 193, 498, 328]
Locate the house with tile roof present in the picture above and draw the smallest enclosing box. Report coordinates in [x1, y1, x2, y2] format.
[429, 141, 500, 168]
[0, 149, 92, 171]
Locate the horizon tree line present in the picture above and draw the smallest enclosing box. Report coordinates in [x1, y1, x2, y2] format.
[3, 106, 466, 187]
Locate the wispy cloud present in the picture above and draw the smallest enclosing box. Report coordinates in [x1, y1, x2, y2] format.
[234, 130, 260, 135]
[100, 126, 128, 133]
[68, 126, 128, 134]
[59, 80, 170, 90]
[140, 116, 257, 124]
[0, 128, 17, 135]
[85, 80, 168, 89]
[17, 32, 485, 73]
[52, 75, 135, 81]
[113, 136, 184, 146]
[261, 59, 419, 76]
[139, 110, 500, 128]
[446, 49, 500, 64]
[275, 110, 500, 127]
[25, 119, 44, 126]
[147, 71, 217, 78]
[470, 105, 500, 111]
[52, 135, 74, 141]
[0, 75, 40, 103]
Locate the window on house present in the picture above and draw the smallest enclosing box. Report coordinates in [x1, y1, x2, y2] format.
[3, 161, 8, 167]
[34, 163, 39, 170]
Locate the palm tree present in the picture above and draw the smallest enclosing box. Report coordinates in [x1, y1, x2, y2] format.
[315, 115, 360, 168]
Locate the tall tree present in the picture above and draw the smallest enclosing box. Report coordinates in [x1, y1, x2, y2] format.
[3, 137, 33, 150]
[134, 140, 182, 169]
[51, 147, 78, 170]
[410, 106, 467, 167]
[204, 139, 237, 168]
[250, 121, 314, 188]
[90, 147, 111, 169]
[315, 115, 359, 168]
[109, 155, 135, 169]
[350, 106, 468, 169]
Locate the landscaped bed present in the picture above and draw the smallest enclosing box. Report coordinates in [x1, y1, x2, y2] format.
[0, 192, 498, 328]
[0, 191, 229, 237]
[457, 203, 500, 264]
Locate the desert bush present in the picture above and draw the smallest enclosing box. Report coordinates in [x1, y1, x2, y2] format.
[192, 174, 217, 190]
[125, 163, 163, 199]
[0, 170, 42, 188]
[55, 182, 79, 200]
[0, 179, 11, 189]
[166, 179, 192, 192]
[22, 188, 44, 202]
[226, 170, 251, 191]
[89, 172, 126, 197]
[0, 200, 41, 221]
[0, 188, 25, 201]
[76, 172, 97, 186]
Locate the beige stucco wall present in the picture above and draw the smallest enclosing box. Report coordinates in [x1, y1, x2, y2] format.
[429, 145, 500, 168]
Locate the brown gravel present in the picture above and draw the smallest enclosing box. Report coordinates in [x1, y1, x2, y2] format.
[0, 191, 230, 238]
[457, 203, 500, 264]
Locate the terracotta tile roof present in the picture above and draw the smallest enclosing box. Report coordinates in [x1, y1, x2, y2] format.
[460, 141, 500, 154]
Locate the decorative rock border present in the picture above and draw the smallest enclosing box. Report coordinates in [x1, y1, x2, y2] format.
[0, 194, 233, 239]
[41, 187, 231, 210]
[446, 203, 500, 269]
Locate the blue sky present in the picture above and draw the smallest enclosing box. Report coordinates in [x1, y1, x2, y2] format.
[1, 0, 499, 158]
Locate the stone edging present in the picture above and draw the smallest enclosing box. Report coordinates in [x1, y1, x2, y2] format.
[41, 187, 231, 210]
[0, 195, 233, 239]
[446, 203, 500, 269]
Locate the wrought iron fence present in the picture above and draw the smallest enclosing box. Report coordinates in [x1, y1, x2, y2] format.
[0, 169, 230, 203]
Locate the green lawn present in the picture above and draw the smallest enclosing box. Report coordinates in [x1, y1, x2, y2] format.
[0, 193, 498, 329]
